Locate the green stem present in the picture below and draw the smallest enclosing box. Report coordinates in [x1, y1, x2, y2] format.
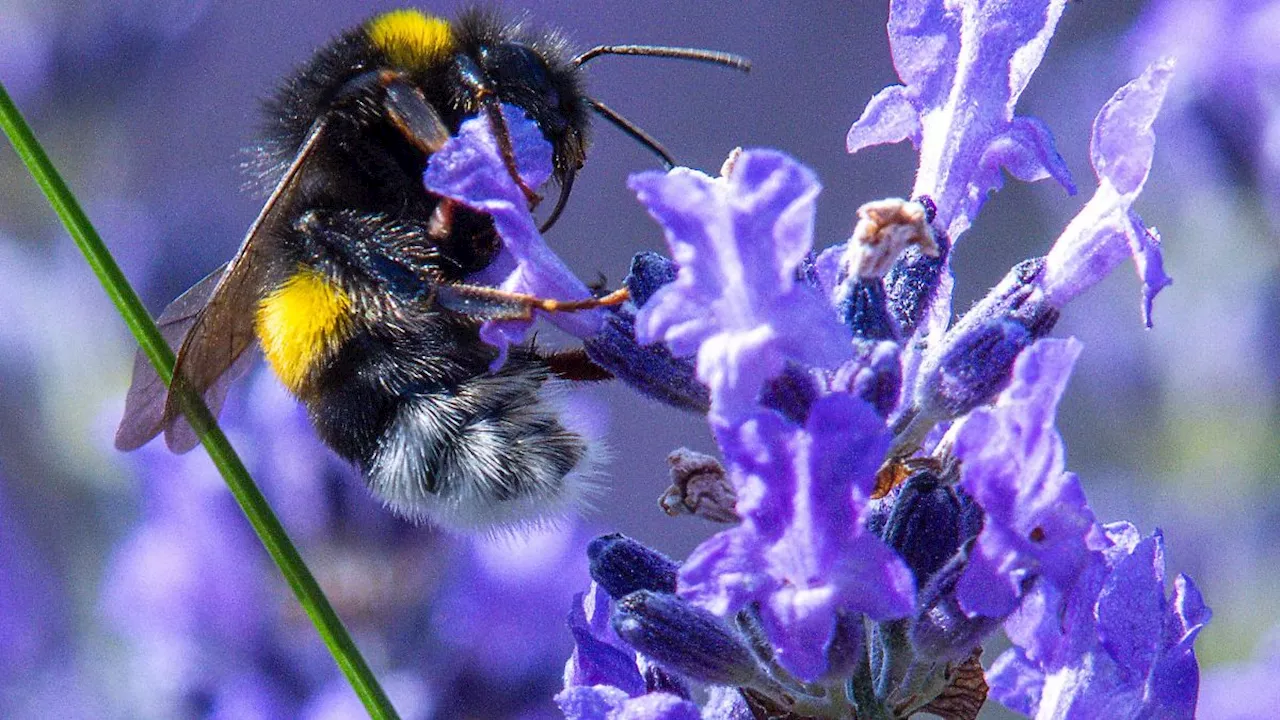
[0, 82, 399, 720]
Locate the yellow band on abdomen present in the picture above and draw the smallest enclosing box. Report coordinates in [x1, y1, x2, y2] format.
[256, 267, 352, 393]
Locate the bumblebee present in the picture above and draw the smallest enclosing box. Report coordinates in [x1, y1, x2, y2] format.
[114, 8, 747, 530]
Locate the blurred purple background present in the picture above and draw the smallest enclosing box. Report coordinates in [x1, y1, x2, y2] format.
[1, 1, 1276, 718]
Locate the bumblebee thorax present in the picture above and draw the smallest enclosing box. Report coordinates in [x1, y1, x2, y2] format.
[366, 9, 456, 73]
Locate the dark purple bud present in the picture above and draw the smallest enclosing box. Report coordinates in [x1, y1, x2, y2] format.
[612, 590, 765, 687]
[627, 251, 679, 306]
[759, 363, 821, 425]
[583, 254, 710, 414]
[876, 470, 983, 589]
[884, 224, 951, 338]
[919, 258, 1059, 419]
[936, 320, 1030, 416]
[839, 278, 901, 341]
[588, 534, 679, 599]
[831, 340, 902, 418]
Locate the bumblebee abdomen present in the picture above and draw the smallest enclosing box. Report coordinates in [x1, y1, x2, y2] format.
[364, 358, 599, 530]
[255, 267, 354, 394]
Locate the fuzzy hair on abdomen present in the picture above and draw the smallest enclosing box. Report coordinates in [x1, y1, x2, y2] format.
[365, 360, 600, 530]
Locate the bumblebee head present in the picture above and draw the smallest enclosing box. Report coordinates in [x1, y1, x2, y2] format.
[259, 9, 747, 234]
[470, 35, 591, 181]
[362, 9, 588, 185]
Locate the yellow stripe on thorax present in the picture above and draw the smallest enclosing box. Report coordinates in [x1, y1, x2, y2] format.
[367, 10, 455, 70]
[255, 267, 352, 393]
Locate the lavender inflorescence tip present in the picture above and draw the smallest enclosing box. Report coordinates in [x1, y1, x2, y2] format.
[551, 1, 1207, 718]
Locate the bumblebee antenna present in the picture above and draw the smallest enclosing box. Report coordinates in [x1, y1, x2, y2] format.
[588, 98, 676, 169]
[573, 45, 751, 72]
[538, 45, 749, 234]
[538, 99, 676, 234]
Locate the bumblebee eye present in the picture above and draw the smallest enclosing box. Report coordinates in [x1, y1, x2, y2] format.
[489, 43, 560, 109]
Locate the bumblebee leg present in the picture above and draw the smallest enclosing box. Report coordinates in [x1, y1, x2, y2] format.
[292, 208, 444, 298]
[435, 282, 630, 321]
[427, 199, 457, 240]
[454, 55, 542, 207]
[542, 348, 613, 382]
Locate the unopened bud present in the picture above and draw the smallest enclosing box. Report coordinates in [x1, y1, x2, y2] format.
[588, 534, 680, 599]
[612, 590, 765, 687]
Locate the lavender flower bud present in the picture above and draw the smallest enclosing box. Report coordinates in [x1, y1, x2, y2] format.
[917, 258, 1059, 420]
[875, 470, 982, 589]
[584, 253, 711, 414]
[883, 202, 951, 338]
[588, 534, 679, 599]
[627, 251, 678, 306]
[612, 590, 764, 687]
[830, 340, 902, 418]
[839, 278, 900, 341]
[759, 363, 821, 424]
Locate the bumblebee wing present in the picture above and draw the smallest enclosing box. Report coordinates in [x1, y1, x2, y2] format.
[154, 118, 330, 452]
[115, 265, 227, 451]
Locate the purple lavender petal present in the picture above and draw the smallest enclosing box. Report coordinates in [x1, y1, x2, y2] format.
[952, 339, 1104, 632]
[555, 686, 699, 720]
[1096, 531, 1166, 684]
[847, 0, 1075, 240]
[1144, 573, 1209, 719]
[989, 522, 1211, 719]
[1041, 59, 1176, 327]
[986, 647, 1044, 717]
[676, 523, 772, 619]
[1127, 218, 1170, 328]
[995, 117, 1074, 184]
[679, 395, 914, 681]
[846, 85, 921, 151]
[631, 150, 852, 423]
[423, 105, 601, 365]
[565, 589, 645, 696]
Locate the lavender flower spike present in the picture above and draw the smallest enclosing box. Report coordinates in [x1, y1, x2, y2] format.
[847, 0, 1076, 240]
[1041, 59, 1176, 327]
[630, 150, 853, 423]
[423, 105, 604, 365]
